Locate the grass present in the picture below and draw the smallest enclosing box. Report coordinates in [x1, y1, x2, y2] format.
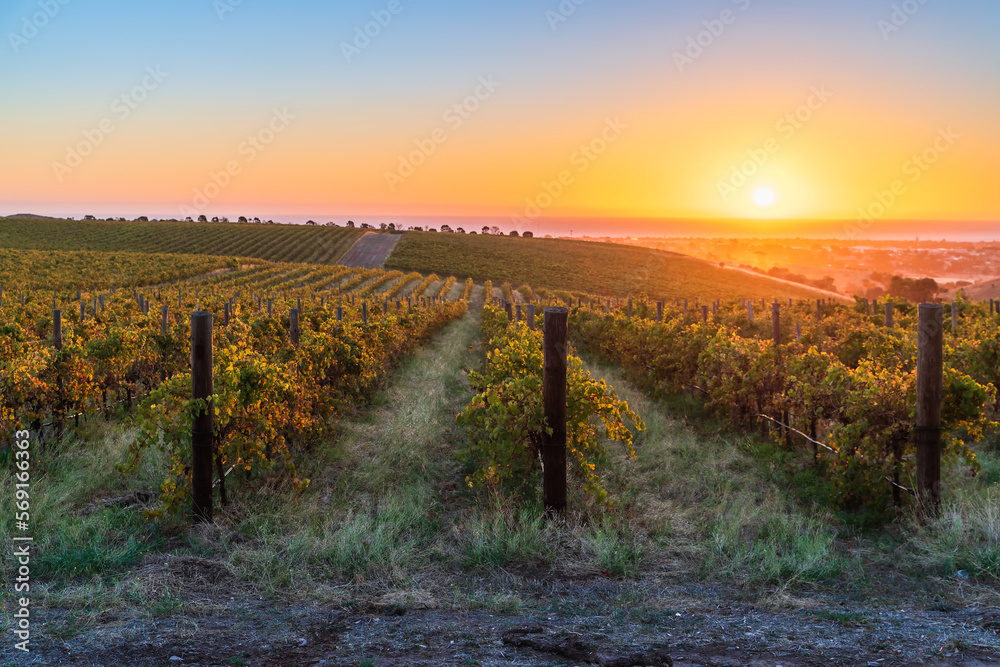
[386, 230, 826, 300]
[0, 216, 363, 266]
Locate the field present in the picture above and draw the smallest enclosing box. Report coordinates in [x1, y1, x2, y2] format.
[0, 230, 998, 665]
[0, 217, 363, 266]
[386, 231, 830, 301]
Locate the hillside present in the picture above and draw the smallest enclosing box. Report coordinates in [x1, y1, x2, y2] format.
[386, 231, 828, 300]
[0, 217, 362, 266]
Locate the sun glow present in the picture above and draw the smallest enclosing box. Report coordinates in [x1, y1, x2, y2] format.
[753, 187, 777, 207]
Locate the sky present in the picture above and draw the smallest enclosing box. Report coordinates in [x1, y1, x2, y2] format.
[1, 0, 998, 238]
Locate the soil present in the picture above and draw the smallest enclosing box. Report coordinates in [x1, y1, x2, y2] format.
[18, 558, 1000, 666]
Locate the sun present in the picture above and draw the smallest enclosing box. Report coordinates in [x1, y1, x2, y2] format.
[753, 187, 776, 207]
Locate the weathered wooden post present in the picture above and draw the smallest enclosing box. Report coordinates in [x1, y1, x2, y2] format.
[772, 302, 781, 344]
[527, 303, 536, 331]
[362, 301, 369, 325]
[53, 309, 63, 350]
[161, 305, 169, 336]
[79, 301, 85, 324]
[191, 312, 214, 523]
[383, 300, 388, 315]
[748, 301, 754, 323]
[542, 307, 568, 514]
[504, 300, 513, 322]
[816, 299, 822, 323]
[290, 308, 300, 346]
[885, 302, 894, 329]
[627, 297, 632, 319]
[795, 323, 802, 343]
[267, 299, 273, 317]
[951, 301, 958, 329]
[702, 305, 709, 322]
[515, 303, 522, 323]
[656, 301, 663, 323]
[336, 305, 344, 322]
[683, 299, 688, 314]
[224, 302, 231, 327]
[915, 304, 943, 513]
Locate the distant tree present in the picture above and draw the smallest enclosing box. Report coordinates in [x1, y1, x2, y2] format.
[84, 214, 95, 220]
[428, 228, 438, 232]
[221, 216, 229, 223]
[306, 220, 317, 226]
[253, 217, 261, 224]
[184, 216, 193, 222]
[211, 216, 219, 223]
[387, 222, 396, 231]
[888, 276, 939, 303]
[509, 230, 519, 237]
[522, 231, 533, 238]
[469, 231, 477, 234]
[136, 216, 148, 222]
[197, 215, 208, 223]
[490, 226, 501, 235]
[412, 226, 423, 231]
[456, 227, 465, 234]
[346, 220, 355, 228]
[238, 216, 248, 223]
[266, 220, 274, 224]
[440, 224, 452, 233]
[325, 221, 337, 226]
[380, 223, 388, 230]
[105, 217, 114, 221]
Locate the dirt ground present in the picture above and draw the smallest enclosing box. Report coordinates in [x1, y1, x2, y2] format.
[15, 553, 1000, 666]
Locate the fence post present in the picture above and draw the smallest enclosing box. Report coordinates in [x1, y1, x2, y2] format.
[795, 323, 801, 343]
[816, 299, 821, 323]
[290, 308, 300, 346]
[702, 305, 709, 322]
[53, 309, 63, 350]
[951, 301, 958, 329]
[542, 307, 568, 514]
[515, 303, 522, 323]
[885, 302, 894, 328]
[748, 301, 754, 323]
[627, 298, 632, 319]
[772, 302, 781, 344]
[224, 302, 231, 327]
[161, 305, 169, 336]
[915, 303, 943, 513]
[191, 312, 214, 523]
[657, 301, 663, 323]
[527, 303, 536, 331]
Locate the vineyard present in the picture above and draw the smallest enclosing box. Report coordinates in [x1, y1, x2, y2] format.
[0, 217, 363, 266]
[2, 243, 1000, 664]
[481, 287, 999, 520]
[386, 230, 831, 301]
[0, 251, 470, 518]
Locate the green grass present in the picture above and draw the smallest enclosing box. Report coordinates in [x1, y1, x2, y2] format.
[0, 217, 363, 266]
[386, 230, 825, 300]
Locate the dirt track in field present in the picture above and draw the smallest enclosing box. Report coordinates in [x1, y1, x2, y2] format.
[338, 233, 402, 269]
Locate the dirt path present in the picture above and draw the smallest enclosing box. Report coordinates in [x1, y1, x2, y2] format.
[338, 232, 402, 269]
[721, 264, 852, 302]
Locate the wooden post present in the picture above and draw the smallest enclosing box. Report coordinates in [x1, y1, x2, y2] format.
[80, 300, 85, 324]
[702, 305, 709, 322]
[748, 301, 754, 323]
[627, 298, 632, 319]
[504, 300, 513, 322]
[191, 312, 214, 523]
[53, 309, 63, 350]
[772, 302, 781, 344]
[336, 306, 343, 322]
[527, 303, 536, 331]
[795, 323, 801, 343]
[656, 301, 663, 323]
[915, 304, 943, 512]
[267, 299, 273, 317]
[224, 302, 231, 327]
[362, 301, 368, 325]
[951, 301, 958, 329]
[885, 302, 894, 329]
[161, 305, 169, 336]
[290, 308, 300, 347]
[542, 307, 568, 514]
[515, 303, 522, 323]
[683, 299, 688, 314]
